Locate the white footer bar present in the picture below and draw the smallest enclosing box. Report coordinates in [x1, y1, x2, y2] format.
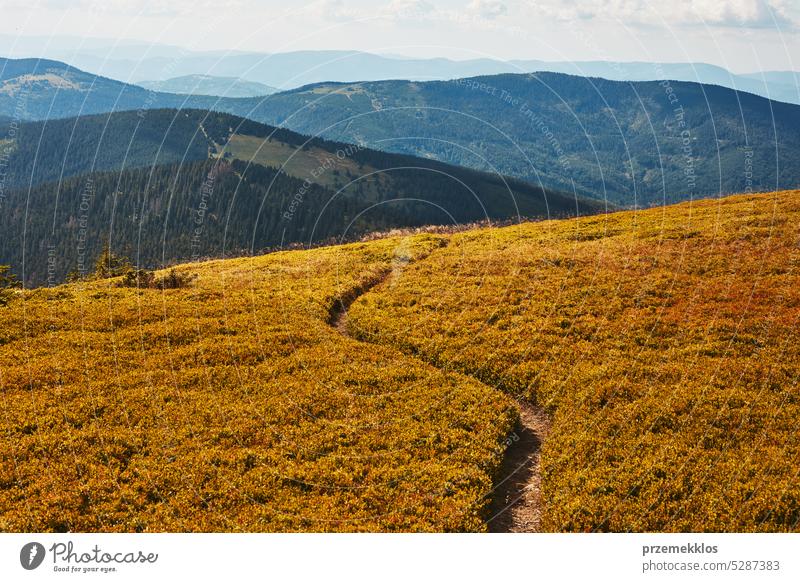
[1, 533, 797, 581]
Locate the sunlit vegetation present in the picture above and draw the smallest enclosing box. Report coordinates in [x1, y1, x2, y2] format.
[93, 242, 131, 280]
[2, 190, 797, 533]
[347, 191, 800, 531]
[117, 268, 197, 290]
[0, 235, 515, 532]
[86, 244, 197, 290]
[221, 134, 370, 189]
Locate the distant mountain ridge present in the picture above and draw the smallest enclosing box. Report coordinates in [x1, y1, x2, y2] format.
[0, 57, 220, 120]
[138, 75, 277, 98]
[17, 47, 799, 105]
[215, 73, 800, 206]
[2, 57, 798, 207]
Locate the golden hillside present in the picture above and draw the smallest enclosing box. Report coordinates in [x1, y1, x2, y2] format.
[0, 236, 514, 532]
[349, 191, 800, 531]
[1, 190, 798, 532]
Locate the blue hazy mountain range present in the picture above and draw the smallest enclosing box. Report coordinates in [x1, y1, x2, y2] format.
[1, 56, 798, 208]
[1, 37, 797, 103]
[137, 75, 277, 98]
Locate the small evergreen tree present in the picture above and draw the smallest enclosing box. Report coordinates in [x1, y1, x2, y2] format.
[94, 241, 130, 279]
[156, 269, 196, 289]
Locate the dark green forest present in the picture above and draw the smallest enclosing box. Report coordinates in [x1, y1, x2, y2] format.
[5, 58, 798, 286]
[215, 73, 800, 206]
[2, 151, 601, 286]
[1, 110, 211, 190]
[4, 58, 798, 207]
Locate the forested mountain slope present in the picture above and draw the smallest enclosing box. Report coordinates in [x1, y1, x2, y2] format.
[1, 110, 601, 285]
[0, 58, 219, 120]
[220, 73, 800, 206]
[138, 75, 277, 98]
[4, 58, 798, 208]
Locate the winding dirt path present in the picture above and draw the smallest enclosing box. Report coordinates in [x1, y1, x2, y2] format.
[328, 264, 550, 533]
[487, 403, 551, 532]
[327, 268, 391, 334]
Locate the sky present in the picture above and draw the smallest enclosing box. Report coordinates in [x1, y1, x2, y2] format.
[0, 0, 798, 73]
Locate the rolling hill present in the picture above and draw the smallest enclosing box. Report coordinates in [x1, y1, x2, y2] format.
[0, 234, 518, 532]
[217, 73, 800, 207]
[29, 44, 800, 103]
[345, 189, 800, 531]
[3, 58, 799, 207]
[138, 75, 277, 98]
[0, 109, 601, 286]
[0, 58, 218, 120]
[0, 189, 797, 532]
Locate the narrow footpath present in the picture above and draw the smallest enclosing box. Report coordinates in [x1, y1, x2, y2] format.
[327, 260, 549, 533]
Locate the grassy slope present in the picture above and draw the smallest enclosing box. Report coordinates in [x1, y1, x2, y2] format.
[348, 190, 800, 531]
[1, 190, 797, 532]
[0, 235, 514, 532]
[221, 133, 373, 189]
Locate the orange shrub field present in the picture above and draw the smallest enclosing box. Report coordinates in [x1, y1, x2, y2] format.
[347, 191, 800, 531]
[0, 235, 515, 531]
[2, 190, 798, 532]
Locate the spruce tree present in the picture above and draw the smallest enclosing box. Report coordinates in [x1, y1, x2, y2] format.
[0, 265, 19, 306]
[94, 241, 130, 279]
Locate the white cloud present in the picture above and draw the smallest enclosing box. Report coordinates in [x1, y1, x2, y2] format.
[688, 0, 790, 27]
[295, 0, 435, 24]
[304, 0, 361, 22]
[24, 0, 247, 17]
[468, 0, 508, 20]
[527, 0, 795, 29]
[385, 0, 435, 19]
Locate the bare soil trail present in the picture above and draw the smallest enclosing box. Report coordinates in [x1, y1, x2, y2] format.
[486, 403, 551, 532]
[327, 268, 391, 335]
[327, 256, 550, 533]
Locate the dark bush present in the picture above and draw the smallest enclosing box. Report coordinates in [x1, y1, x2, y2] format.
[117, 268, 196, 290]
[155, 269, 197, 290]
